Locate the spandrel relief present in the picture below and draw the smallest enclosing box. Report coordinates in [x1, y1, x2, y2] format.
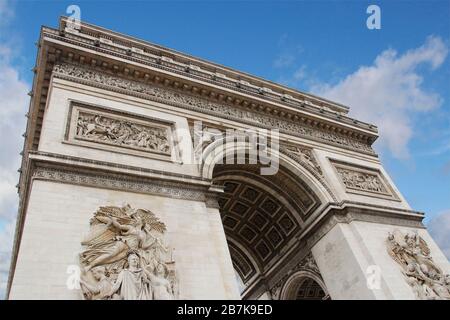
[76, 111, 171, 155]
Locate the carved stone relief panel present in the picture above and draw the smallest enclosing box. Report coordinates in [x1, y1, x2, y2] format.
[280, 144, 323, 176]
[66, 103, 179, 162]
[331, 160, 399, 200]
[188, 121, 225, 164]
[53, 63, 375, 155]
[79, 204, 178, 300]
[386, 230, 450, 300]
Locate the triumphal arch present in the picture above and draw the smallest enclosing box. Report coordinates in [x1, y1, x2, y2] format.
[7, 18, 450, 300]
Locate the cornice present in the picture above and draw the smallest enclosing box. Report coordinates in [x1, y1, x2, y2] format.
[40, 33, 379, 137]
[28, 150, 210, 186]
[30, 164, 211, 201]
[57, 17, 358, 116]
[42, 19, 379, 134]
[19, 20, 379, 195]
[303, 201, 425, 249]
[50, 61, 376, 155]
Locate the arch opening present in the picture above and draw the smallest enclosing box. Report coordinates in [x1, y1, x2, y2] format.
[279, 270, 330, 300]
[295, 278, 327, 300]
[211, 152, 326, 298]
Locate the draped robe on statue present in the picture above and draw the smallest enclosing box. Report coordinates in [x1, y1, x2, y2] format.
[111, 267, 152, 300]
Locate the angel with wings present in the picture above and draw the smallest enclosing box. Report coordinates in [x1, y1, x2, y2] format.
[80, 204, 166, 272]
[79, 204, 178, 300]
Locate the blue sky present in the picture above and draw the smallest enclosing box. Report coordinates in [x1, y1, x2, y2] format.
[0, 0, 449, 298]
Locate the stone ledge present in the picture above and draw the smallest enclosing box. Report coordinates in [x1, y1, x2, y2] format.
[304, 201, 425, 248]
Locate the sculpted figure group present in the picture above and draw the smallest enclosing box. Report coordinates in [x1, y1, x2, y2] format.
[387, 230, 450, 300]
[76, 112, 170, 154]
[79, 204, 177, 300]
[283, 145, 323, 176]
[337, 168, 385, 193]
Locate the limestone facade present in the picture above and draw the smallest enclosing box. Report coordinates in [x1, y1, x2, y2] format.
[7, 17, 450, 300]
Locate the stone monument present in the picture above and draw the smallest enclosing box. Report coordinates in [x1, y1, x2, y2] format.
[7, 17, 449, 300]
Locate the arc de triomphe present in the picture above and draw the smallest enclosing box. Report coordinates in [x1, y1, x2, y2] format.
[7, 18, 450, 300]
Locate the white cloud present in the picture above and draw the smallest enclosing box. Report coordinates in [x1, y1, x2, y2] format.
[427, 210, 450, 260]
[273, 35, 303, 69]
[273, 53, 295, 68]
[311, 36, 448, 159]
[0, 47, 27, 221]
[0, 0, 29, 299]
[0, 0, 14, 26]
[277, 65, 311, 89]
[293, 65, 307, 81]
[424, 131, 450, 157]
[0, 219, 15, 299]
[0, 169, 19, 221]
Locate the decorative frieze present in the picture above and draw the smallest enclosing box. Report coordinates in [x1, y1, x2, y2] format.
[281, 144, 323, 176]
[337, 167, 386, 193]
[54, 21, 362, 120]
[331, 160, 398, 200]
[76, 111, 170, 154]
[293, 252, 321, 274]
[32, 166, 208, 201]
[53, 63, 375, 155]
[387, 230, 450, 300]
[67, 104, 176, 161]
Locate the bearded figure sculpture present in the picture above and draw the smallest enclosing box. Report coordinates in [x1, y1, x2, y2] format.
[79, 204, 178, 300]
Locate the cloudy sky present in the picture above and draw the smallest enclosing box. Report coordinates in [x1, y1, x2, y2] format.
[0, 0, 449, 299]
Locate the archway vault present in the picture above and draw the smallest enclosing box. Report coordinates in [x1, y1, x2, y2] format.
[201, 138, 337, 204]
[212, 158, 328, 298]
[280, 270, 329, 300]
[198, 133, 336, 298]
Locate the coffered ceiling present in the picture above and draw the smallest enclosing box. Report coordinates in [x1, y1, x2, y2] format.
[213, 164, 321, 284]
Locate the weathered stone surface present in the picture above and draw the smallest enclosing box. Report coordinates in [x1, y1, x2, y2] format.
[8, 18, 449, 300]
